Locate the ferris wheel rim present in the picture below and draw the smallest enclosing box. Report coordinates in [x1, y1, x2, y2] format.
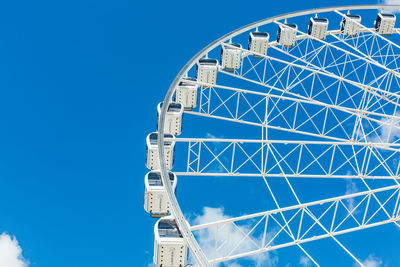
[156, 5, 400, 266]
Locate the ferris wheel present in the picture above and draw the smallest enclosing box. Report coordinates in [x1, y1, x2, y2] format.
[145, 5, 400, 266]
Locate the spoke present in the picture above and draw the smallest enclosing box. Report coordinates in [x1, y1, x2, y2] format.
[222, 42, 400, 108]
[274, 21, 400, 79]
[179, 138, 400, 181]
[303, 207, 365, 266]
[334, 10, 400, 55]
[155, 6, 400, 266]
[190, 185, 400, 263]
[188, 87, 400, 144]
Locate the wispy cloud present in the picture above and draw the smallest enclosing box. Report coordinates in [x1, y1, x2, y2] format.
[299, 255, 312, 267]
[354, 255, 383, 267]
[380, 0, 400, 13]
[0, 233, 28, 267]
[205, 132, 226, 173]
[357, 112, 400, 143]
[206, 132, 220, 139]
[192, 207, 278, 267]
[381, 0, 400, 4]
[345, 179, 359, 211]
[226, 263, 243, 267]
[373, 112, 400, 143]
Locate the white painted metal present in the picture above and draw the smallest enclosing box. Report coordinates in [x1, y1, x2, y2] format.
[308, 17, 329, 40]
[277, 23, 298, 48]
[340, 14, 362, 37]
[175, 78, 198, 110]
[144, 171, 177, 216]
[375, 13, 396, 35]
[189, 184, 400, 263]
[176, 138, 400, 185]
[146, 132, 175, 170]
[154, 216, 188, 267]
[196, 59, 218, 86]
[191, 184, 400, 228]
[221, 43, 242, 71]
[248, 32, 269, 57]
[155, 5, 400, 267]
[157, 102, 184, 136]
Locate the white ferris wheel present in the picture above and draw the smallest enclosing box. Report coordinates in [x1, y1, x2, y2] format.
[144, 5, 400, 267]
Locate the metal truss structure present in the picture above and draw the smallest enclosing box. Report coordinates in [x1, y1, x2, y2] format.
[176, 139, 400, 180]
[190, 184, 400, 264]
[157, 5, 400, 267]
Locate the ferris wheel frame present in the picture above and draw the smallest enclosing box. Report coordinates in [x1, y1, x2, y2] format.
[156, 5, 400, 266]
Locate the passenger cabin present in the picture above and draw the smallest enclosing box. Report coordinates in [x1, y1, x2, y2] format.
[340, 14, 361, 37]
[144, 171, 177, 217]
[308, 17, 329, 40]
[154, 217, 188, 267]
[196, 58, 219, 86]
[248, 31, 269, 57]
[146, 132, 175, 170]
[174, 78, 198, 110]
[375, 13, 396, 35]
[157, 102, 184, 136]
[221, 43, 242, 71]
[277, 23, 298, 48]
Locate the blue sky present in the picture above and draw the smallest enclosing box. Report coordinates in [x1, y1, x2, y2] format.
[0, 0, 399, 267]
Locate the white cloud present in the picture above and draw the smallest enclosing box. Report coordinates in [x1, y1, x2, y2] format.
[299, 255, 312, 267]
[205, 132, 226, 173]
[354, 255, 383, 267]
[206, 132, 219, 139]
[345, 179, 359, 211]
[378, 114, 400, 143]
[380, 0, 400, 13]
[381, 0, 400, 5]
[370, 112, 400, 143]
[357, 112, 400, 143]
[192, 207, 278, 267]
[0, 233, 28, 267]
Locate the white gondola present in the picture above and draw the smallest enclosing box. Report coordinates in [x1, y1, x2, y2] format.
[174, 78, 198, 110]
[144, 171, 177, 217]
[248, 31, 269, 57]
[196, 58, 218, 86]
[146, 132, 175, 170]
[157, 102, 184, 136]
[375, 13, 396, 36]
[308, 17, 329, 40]
[340, 14, 361, 37]
[221, 43, 242, 71]
[154, 216, 188, 267]
[277, 23, 298, 48]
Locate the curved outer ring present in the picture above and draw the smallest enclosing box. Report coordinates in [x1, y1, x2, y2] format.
[157, 5, 400, 266]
